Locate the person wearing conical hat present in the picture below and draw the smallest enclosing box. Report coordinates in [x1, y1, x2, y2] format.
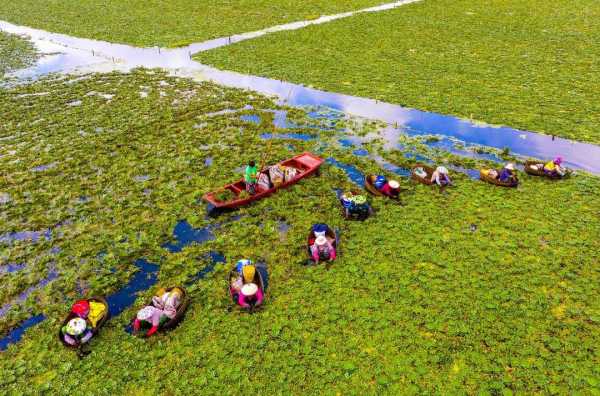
[62, 317, 93, 346]
[381, 179, 400, 198]
[498, 163, 517, 183]
[237, 282, 264, 309]
[310, 235, 336, 264]
[230, 260, 263, 307]
[431, 166, 452, 187]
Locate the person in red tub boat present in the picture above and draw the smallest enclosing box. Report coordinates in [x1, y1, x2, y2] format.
[238, 283, 263, 309]
[379, 179, 400, 198]
[310, 235, 336, 264]
[230, 263, 264, 308]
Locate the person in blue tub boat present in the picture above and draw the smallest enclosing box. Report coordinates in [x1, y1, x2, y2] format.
[340, 191, 372, 219]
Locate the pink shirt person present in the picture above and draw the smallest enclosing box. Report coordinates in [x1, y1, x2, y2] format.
[310, 235, 336, 262]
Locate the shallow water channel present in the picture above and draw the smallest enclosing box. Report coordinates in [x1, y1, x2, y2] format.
[1, 20, 600, 174]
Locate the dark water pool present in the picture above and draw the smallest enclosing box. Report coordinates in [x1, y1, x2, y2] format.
[353, 148, 369, 157]
[326, 158, 365, 187]
[240, 114, 261, 125]
[185, 251, 226, 285]
[0, 263, 26, 274]
[376, 159, 411, 178]
[0, 314, 45, 351]
[105, 259, 159, 317]
[162, 220, 216, 253]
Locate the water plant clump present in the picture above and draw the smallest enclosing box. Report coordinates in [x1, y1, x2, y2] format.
[200, 0, 600, 145]
[0, 31, 37, 77]
[0, 70, 599, 394]
[0, 0, 385, 47]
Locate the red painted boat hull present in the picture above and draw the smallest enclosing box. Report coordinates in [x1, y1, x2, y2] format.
[203, 152, 324, 209]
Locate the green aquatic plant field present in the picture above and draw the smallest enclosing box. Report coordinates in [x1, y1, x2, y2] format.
[0, 0, 385, 47]
[1, 71, 599, 394]
[201, 0, 600, 144]
[0, 32, 36, 76]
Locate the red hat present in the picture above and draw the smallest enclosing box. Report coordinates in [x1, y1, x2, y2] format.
[72, 300, 90, 318]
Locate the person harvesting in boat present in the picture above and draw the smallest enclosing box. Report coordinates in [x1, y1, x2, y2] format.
[341, 191, 371, 218]
[486, 163, 517, 183]
[498, 163, 517, 183]
[62, 318, 93, 346]
[230, 260, 264, 308]
[60, 299, 106, 346]
[380, 179, 400, 198]
[431, 166, 452, 187]
[543, 157, 566, 177]
[310, 235, 336, 264]
[245, 160, 258, 194]
[372, 175, 400, 198]
[133, 287, 183, 337]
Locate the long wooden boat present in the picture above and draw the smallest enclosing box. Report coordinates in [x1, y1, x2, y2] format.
[58, 296, 109, 349]
[203, 152, 324, 209]
[479, 169, 518, 188]
[364, 175, 400, 200]
[524, 160, 571, 179]
[306, 225, 338, 263]
[132, 287, 190, 337]
[411, 164, 435, 186]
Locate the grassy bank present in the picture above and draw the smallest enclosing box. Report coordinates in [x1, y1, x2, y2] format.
[0, 71, 599, 394]
[0, 0, 385, 47]
[0, 32, 36, 76]
[200, 0, 600, 144]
